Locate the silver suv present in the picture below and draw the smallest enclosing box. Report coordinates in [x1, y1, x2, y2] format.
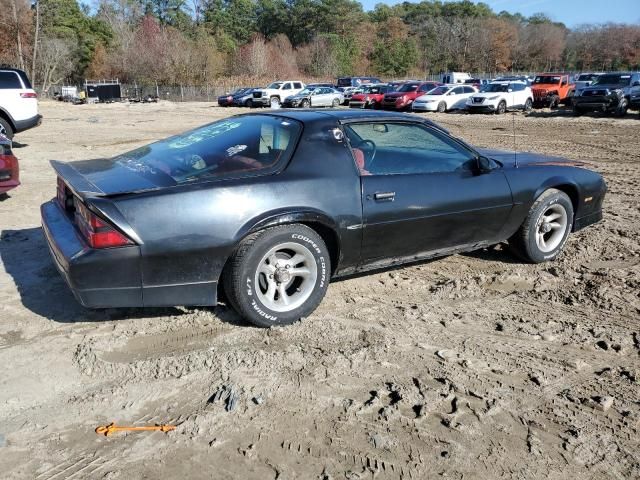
[0, 68, 42, 139]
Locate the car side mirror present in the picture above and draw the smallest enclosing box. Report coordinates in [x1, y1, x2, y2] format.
[477, 156, 495, 173]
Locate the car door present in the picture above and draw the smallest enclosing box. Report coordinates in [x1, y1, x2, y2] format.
[318, 88, 332, 106]
[343, 121, 514, 263]
[630, 73, 640, 105]
[447, 86, 466, 109]
[0, 71, 24, 122]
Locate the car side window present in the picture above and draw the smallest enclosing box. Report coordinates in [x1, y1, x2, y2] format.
[0, 71, 23, 89]
[463, 86, 475, 93]
[418, 84, 431, 92]
[345, 122, 476, 176]
[293, 82, 302, 89]
[283, 83, 292, 90]
[452, 87, 464, 95]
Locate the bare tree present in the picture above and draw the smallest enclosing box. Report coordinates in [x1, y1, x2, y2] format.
[37, 37, 75, 94]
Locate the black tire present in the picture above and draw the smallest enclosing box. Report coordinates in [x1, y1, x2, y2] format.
[509, 188, 574, 264]
[223, 224, 331, 327]
[524, 98, 533, 112]
[496, 100, 507, 115]
[332, 98, 340, 108]
[573, 105, 583, 116]
[615, 98, 628, 117]
[437, 101, 446, 113]
[269, 96, 280, 108]
[301, 98, 310, 108]
[549, 95, 560, 109]
[0, 118, 14, 139]
[245, 98, 253, 108]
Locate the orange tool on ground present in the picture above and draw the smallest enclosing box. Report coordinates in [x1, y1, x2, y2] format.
[95, 422, 176, 436]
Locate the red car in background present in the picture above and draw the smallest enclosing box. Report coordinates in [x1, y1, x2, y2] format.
[381, 81, 442, 110]
[0, 135, 19, 195]
[349, 84, 394, 109]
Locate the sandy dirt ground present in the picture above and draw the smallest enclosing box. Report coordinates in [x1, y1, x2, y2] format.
[0, 101, 639, 479]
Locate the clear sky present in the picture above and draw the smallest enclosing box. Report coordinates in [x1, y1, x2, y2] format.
[359, 0, 640, 27]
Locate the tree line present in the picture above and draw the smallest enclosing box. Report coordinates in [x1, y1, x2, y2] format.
[1, 0, 639, 92]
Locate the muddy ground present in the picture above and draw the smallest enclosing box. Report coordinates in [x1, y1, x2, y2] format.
[0, 101, 639, 479]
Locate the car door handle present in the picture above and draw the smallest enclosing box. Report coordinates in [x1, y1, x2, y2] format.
[374, 192, 395, 201]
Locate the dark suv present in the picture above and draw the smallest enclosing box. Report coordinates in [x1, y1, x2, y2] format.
[573, 72, 640, 116]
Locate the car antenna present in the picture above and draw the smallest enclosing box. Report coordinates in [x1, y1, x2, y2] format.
[512, 105, 518, 168]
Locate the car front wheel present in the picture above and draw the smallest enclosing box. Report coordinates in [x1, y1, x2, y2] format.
[224, 225, 331, 327]
[496, 100, 507, 114]
[270, 96, 281, 108]
[509, 188, 574, 263]
[524, 98, 533, 112]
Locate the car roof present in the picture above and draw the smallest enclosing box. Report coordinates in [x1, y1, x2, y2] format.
[244, 109, 432, 124]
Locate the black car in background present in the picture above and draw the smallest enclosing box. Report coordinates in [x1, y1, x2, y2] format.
[573, 72, 640, 116]
[217, 87, 260, 107]
[41, 110, 606, 327]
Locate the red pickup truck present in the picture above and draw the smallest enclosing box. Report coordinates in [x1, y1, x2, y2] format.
[381, 82, 441, 110]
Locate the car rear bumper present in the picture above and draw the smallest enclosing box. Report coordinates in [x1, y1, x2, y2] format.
[0, 155, 19, 194]
[14, 114, 42, 133]
[41, 199, 143, 308]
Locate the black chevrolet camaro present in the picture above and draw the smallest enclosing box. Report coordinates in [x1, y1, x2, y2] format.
[41, 110, 606, 327]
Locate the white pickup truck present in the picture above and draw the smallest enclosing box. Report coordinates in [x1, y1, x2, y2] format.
[252, 81, 306, 108]
[0, 68, 41, 139]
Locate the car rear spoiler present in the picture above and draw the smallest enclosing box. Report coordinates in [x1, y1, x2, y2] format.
[50, 160, 105, 199]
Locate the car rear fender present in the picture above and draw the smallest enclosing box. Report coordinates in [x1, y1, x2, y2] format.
[237, 208, 342, 273]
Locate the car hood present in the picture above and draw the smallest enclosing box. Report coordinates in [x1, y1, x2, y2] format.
[582, 83, 628, 91]
[385, 92, 414, 98]
[415, 94, 444, 101]
[531, 84, 561, 90]
[479, 148, 588, 168]
[51, 158, 173, 198]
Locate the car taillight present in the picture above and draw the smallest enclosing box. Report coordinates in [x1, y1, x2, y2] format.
[74, 201, 133, 249]
[20, 92, 38, 99]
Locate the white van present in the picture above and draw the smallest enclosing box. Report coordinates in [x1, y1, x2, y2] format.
[441, 72, 472, 84]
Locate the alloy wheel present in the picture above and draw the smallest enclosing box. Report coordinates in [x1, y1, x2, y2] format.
[535, 204, 568, 253]
[254, 242, 318, 313]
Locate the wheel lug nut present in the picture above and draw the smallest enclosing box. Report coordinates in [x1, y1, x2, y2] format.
[285, 265, 290, 269]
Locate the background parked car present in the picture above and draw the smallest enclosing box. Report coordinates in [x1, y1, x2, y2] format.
[441, 72, 472, 84]
[339, 86, 361, 106]
[466, 81, 533, 114]
[495, 75, 532, 86]
[574, 73, 604, 93]
[233, 87, 261, 107]
[382, 82, 441, 110]
[531, 73, 574, 108]
[349, 84, 393, 109]
[464, 78, 490, 89]
[0, 67, 41, 139]
[252, 81, 305, 108]
[0, 134, 19, 195]
[413, 85, 478, 112]
[282, 87, 343, 108]
[573, 72, 640, 116]
[335, 76, 381, 89]
[217, 87, 256, 107]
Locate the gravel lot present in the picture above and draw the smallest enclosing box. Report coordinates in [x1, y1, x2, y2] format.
[1, 101, 639, 479]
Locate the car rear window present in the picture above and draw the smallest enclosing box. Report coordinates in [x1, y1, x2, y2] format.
[0, 71, 23, 89]
[113, 115, 302, 184]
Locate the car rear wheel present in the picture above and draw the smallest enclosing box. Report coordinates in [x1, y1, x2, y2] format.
[509, 188, 574, 263]
[223, 225, 331, 327]
[496, 101, 507, 114]
[332, 98, 340, 108]
[0, 118, 14, 139]
[245, 98, 253, 108]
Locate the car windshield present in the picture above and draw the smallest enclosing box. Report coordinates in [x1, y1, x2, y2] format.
[231, 88, 247, 95]
[298, 88, 315, 95]
[464, 79, 479, 84]
[398, 84, 419, 92]
[267, 82, 284, 89]
[484, 83, 509, 93]
[427, 86, 449, 96]
[593, 74, 631, 86]
[534, 76, 561, 84]
[113, 115, 302, 184]
[363, 85, 383, 94]
[577, 74, 598, 81]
